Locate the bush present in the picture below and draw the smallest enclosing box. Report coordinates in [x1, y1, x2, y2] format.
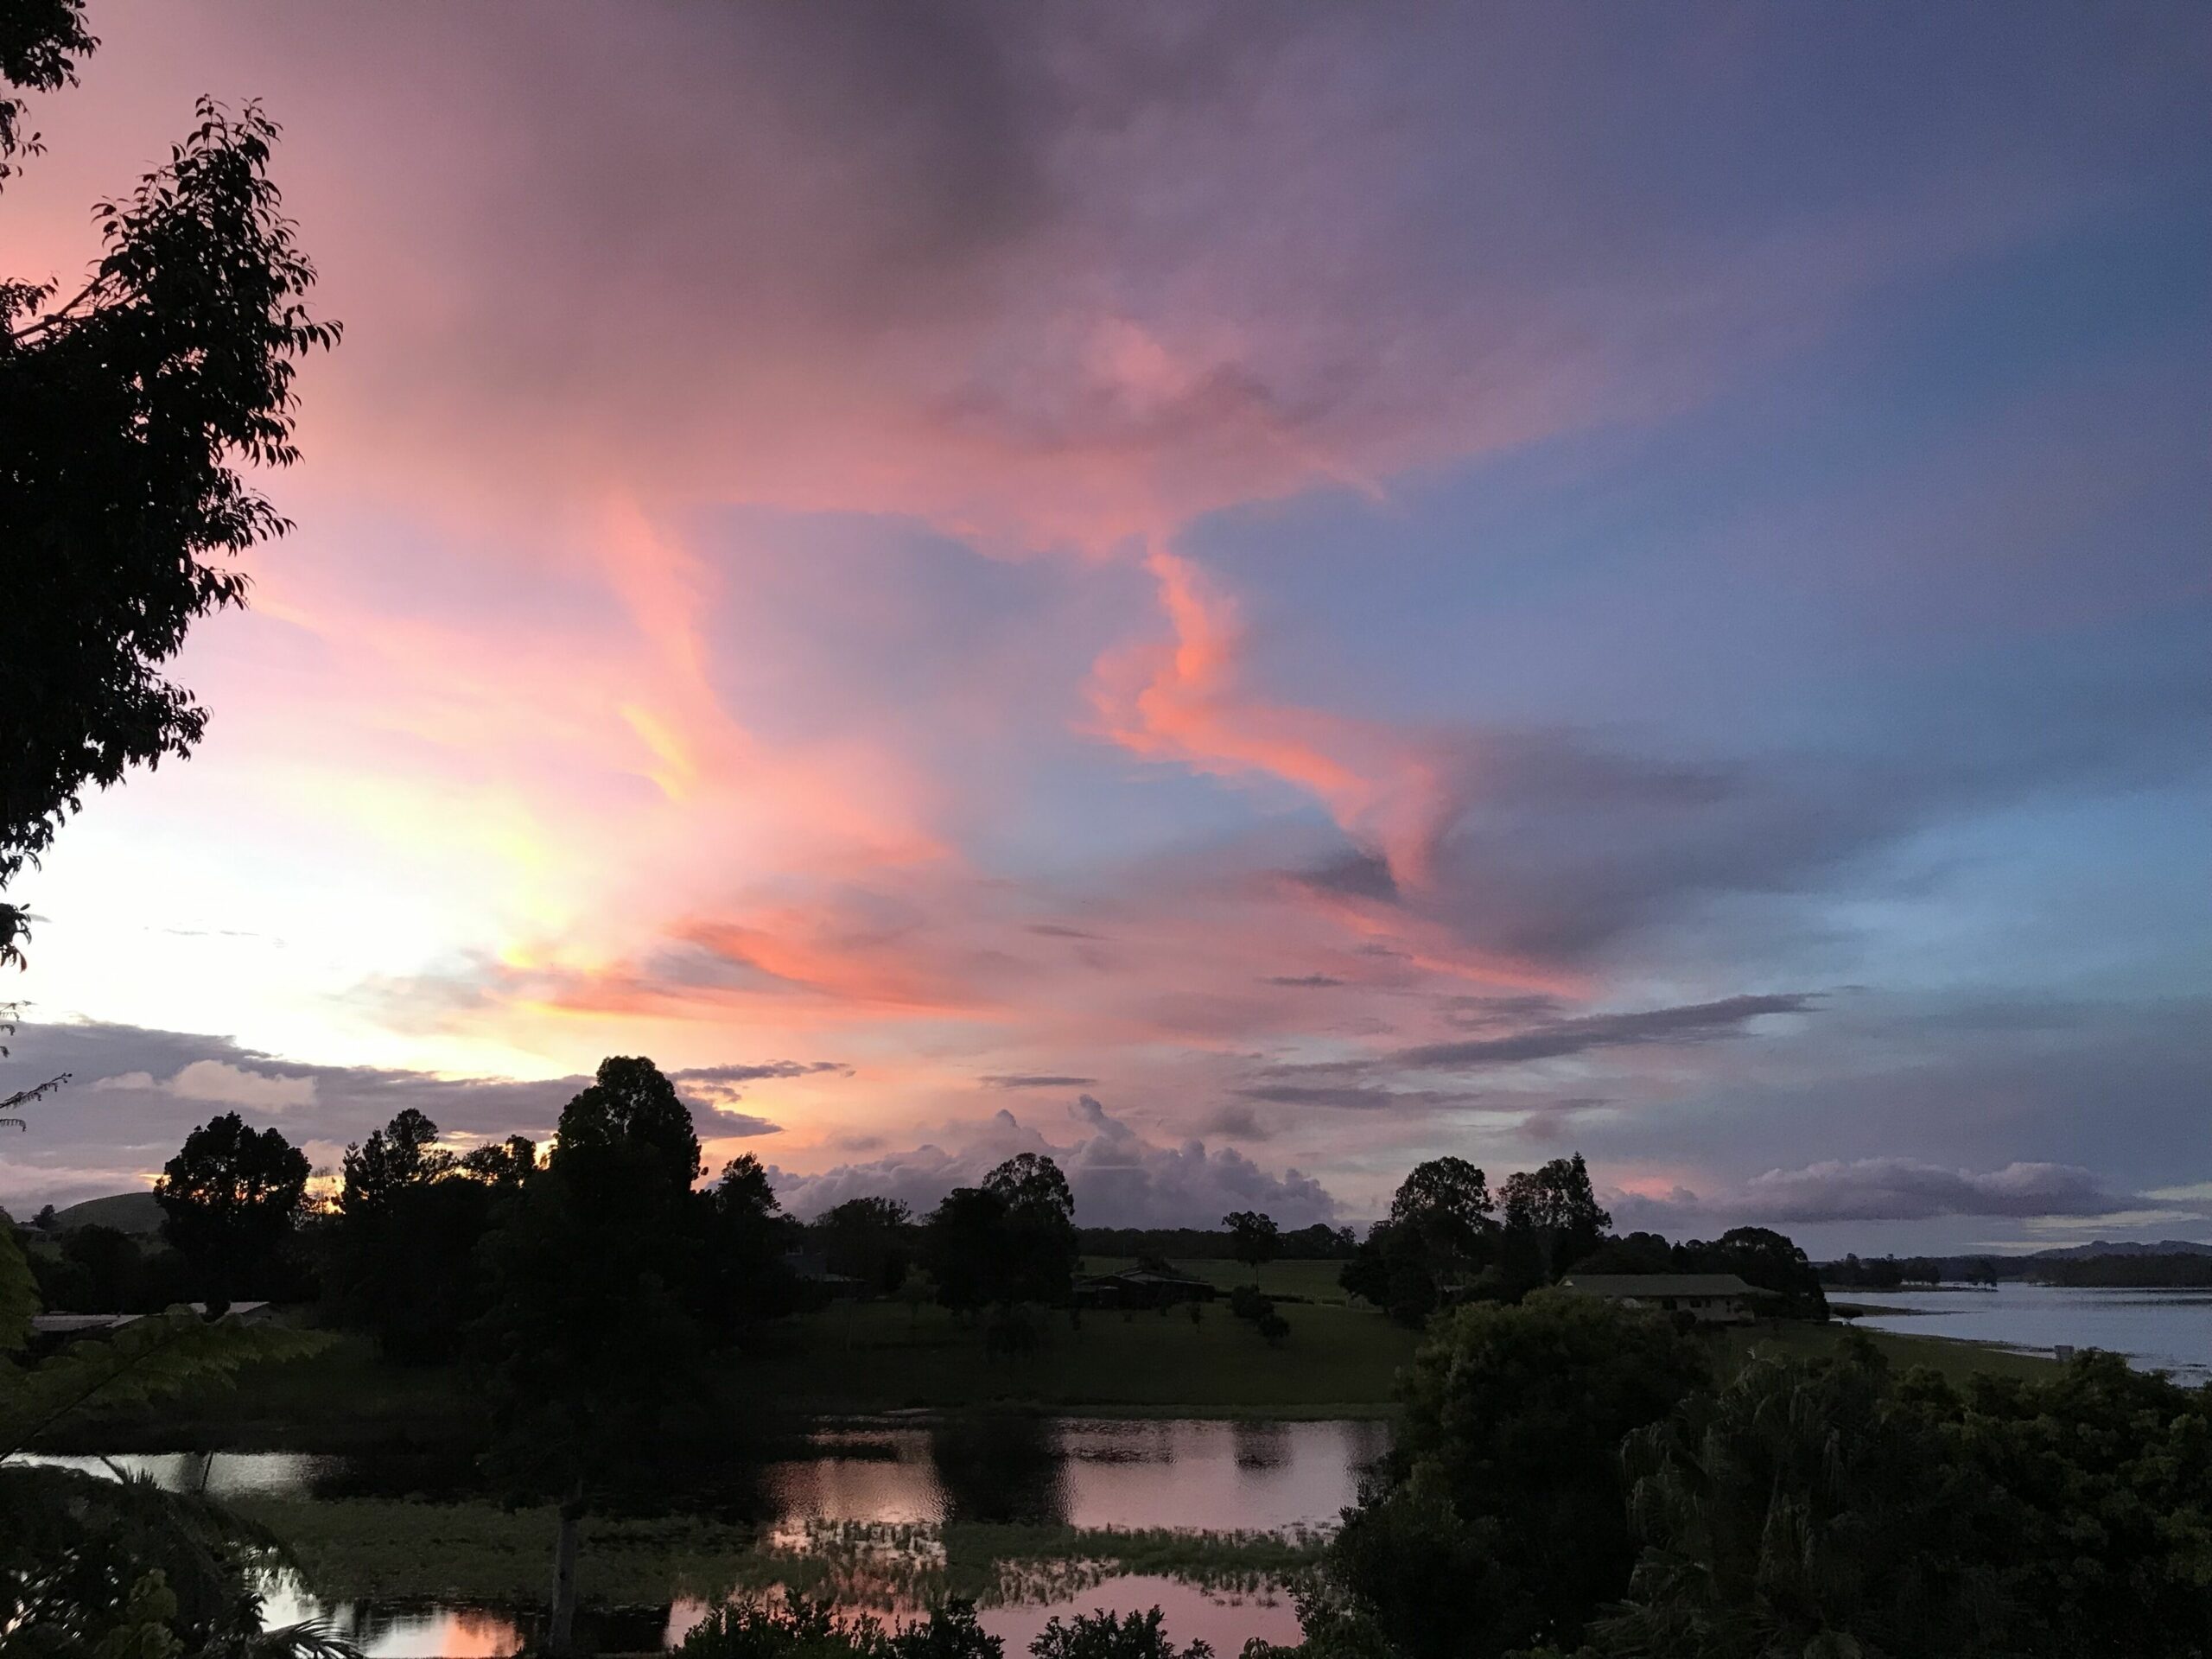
[1032, 1609, 1211, 1659]
[676, 1599, 1002, 1659]
[1227, 1284, 1269, 1321]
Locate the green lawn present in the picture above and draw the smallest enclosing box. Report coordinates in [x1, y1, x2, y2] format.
[62, 1293, 2056, 1456]
[1084, 1256, 1356, 1304]
[747, 1294, 1420, 1418]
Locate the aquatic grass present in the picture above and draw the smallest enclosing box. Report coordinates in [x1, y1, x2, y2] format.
[236, 1496, 1328, 1612]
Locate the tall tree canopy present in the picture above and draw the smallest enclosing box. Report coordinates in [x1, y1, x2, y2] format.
[153, 1112, 310, 1301]
[1321, 1294, 1710, 1659]
[925, 1154, 1079, 1313]
[0, 8, 338, 967]
[1224, 1210, 1281, 1270]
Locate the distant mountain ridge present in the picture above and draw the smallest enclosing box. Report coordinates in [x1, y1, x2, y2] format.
[2027, 1239, 2212, 1260]
[45, 1190, 165, 1236]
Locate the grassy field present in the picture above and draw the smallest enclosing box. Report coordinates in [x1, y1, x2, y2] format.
[62, 1281, 2059, 1454]
[1084, 1256, 1355, 1304]
[60, 1289, 1420, 1450]
[747, 1293, 1421, 1418]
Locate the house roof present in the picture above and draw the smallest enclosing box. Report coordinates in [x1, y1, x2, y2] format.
[1560, 1274, 1759, 1300]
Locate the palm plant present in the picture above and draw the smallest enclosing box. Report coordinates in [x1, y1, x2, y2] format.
[0, 1226, 358, 1657]
[1597, 1341, 2012, 1659]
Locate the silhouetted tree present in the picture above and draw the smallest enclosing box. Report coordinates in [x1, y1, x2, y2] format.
[924, 1187, 1010, 1315]
[1389, 1156, 1497, 1268]
[1325, 1294, 1708, 1658]
[458, 1133, 537, 1185]
[0, 25, 338, 966]
[337, 1107, 454, 1217]
[984, 1153, 1078, 1306]
[476, 1057, 710, 1655]
[1498, 1154, 1610, 1288]
[812, 1195, 915, 1296]
[700, 1152, 802, 1337]
[154, 1113, 309, 1300]
[1342, 1157, 1502, 1325]
[924, 1155, 1078, 1317]
[1224, 1210, 1281, 1270]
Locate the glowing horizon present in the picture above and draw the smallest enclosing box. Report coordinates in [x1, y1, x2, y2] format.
[3, 2, 2207, 1255]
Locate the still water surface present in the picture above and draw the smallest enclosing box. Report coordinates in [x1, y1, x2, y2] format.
[58, 1417, 1387, 1655]
[1841, 1282, 2212, 1385]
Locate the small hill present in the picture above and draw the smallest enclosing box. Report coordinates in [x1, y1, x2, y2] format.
[48, 1190, 165, 1236]
[2030, 1239, 2212, 1261]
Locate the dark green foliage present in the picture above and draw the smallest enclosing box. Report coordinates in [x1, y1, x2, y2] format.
[0, 88, 338, 967]
[812, 1195, 917, 1295]
[1031, 1608, 1211, 1659]
[0, 1464, 353, 1658]
[925, 1155, 1078, 1313]
[457, 1133, 537, 1185]
[1569, 1225, 1827, 1319]
[154, 1112, 311, 1300]
[337, 1108, 454, 1217]
[925, 1187, 1012, 1313]
[476, 1058, 710, 1500]
[1, 1225, 346, 1656]
[1327, 1294, 1710, 1658]
[1224, 1282, 1290, 1344]
[471, 1057, 797, 1647]
[1341, 1157, 1503, 1326]
[1076, 1224, 1354, 1261]
[317, 1113, 544, 1363]
[673, 1598, 1001, 1659]
[1223, 1210, 1281, 1269]
[1593, 1342, 2212, 1658]
[1497, 1155, 1609, 1289]
[25, 1223, 189, 1314]
[701, 1153, 804, 1336]
[1338, 1221, 1448, 1327]
[326, 1175, 500, 1365]
[1387, 1157, 1496, 1268]
[0, 0, 92, 188]
[2037, 1251, 2212, 1287]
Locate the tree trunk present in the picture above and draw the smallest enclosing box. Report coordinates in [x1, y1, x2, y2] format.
[549, 1483, 584, 1655]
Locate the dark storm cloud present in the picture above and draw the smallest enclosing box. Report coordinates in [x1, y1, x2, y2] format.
[677, 1061, 851, 1085]
[980, 1073, 1099, 1089]
[1263, 974, 1346, 988]
[1614, 1158, 2161, 1228]
[1234, 1082, 1480, 1113]
[1394, 994, 1816, 1071]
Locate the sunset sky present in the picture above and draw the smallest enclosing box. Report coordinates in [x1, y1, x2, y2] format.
[3, 2, 2207, 1254]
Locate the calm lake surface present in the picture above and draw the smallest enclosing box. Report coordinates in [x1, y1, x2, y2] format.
[1842, 1282, 2212, 1385]
[50, 1416, 1389, 1656]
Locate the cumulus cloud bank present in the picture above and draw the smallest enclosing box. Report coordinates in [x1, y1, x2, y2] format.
[767, 1095, 1340, 1228]
[1615, 1157, 2157, 1230]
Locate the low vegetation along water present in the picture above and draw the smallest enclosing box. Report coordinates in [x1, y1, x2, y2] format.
[1840, 1282, 2212, 1384]
[47, 1416, 1387, 1655]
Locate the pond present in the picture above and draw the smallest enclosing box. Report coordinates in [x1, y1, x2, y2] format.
[44, 1416, 1389, 1655]
[1841, 1282, 2212, 1385]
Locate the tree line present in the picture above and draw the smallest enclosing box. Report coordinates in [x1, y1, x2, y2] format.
[1332, 1154, 1827, 1324]
[1263, 1294, 2212, 1659]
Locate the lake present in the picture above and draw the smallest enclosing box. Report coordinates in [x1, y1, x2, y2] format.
[1841, 1282, 2212, 1384]
[46, 1416, 1389, 1655]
